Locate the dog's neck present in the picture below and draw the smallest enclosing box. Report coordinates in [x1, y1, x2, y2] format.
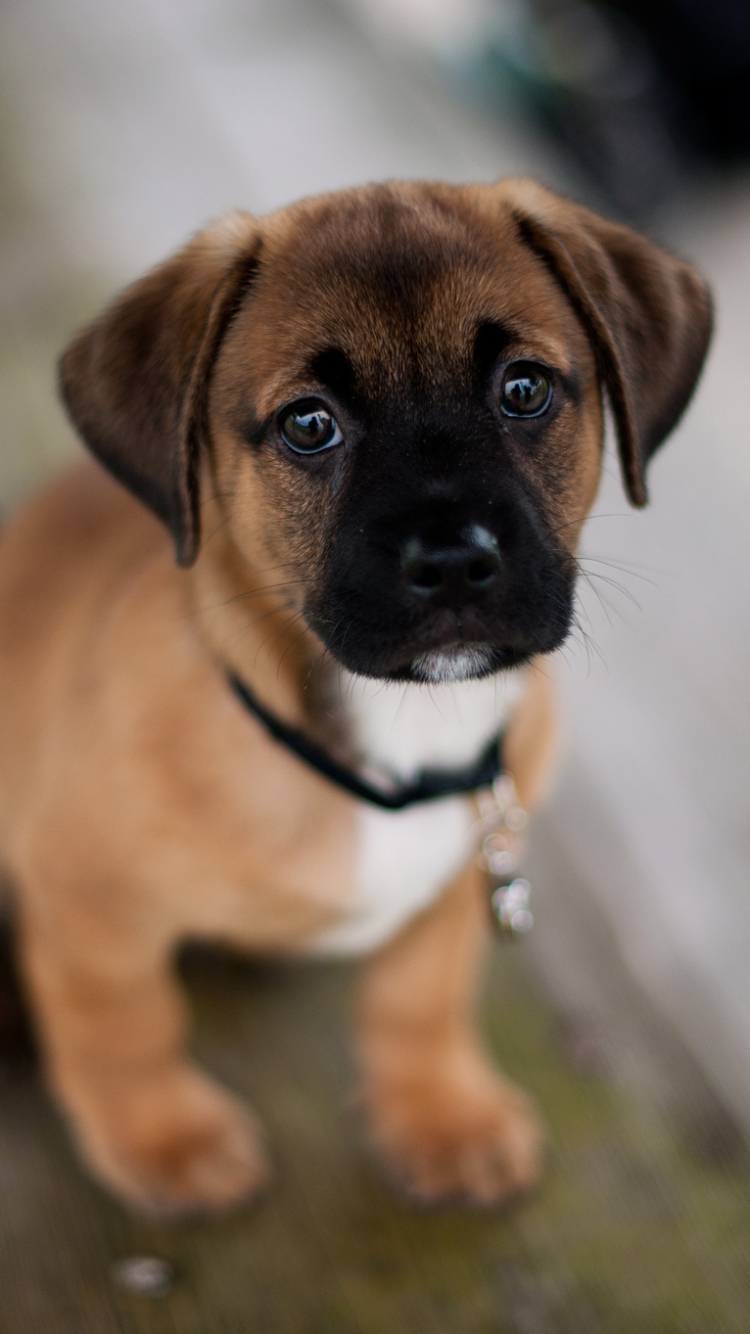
[189, 537, 525, 777]
[189, 532, 331, 727]
[337, 669, 525, 781]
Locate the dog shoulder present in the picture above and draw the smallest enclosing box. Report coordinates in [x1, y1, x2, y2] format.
[0, 461, 181, 758]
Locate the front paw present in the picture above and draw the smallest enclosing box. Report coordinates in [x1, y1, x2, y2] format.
[362, 1055, 545, 1209]
[65, 1064, 270, 1218]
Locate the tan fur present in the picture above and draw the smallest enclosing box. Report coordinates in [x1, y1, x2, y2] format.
[0, 181, 711, 1216]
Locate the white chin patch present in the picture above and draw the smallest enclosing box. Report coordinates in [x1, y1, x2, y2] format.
[411, 644, 494, 684]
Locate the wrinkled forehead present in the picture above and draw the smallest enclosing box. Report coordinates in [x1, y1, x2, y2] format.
[221, 187, 587, 415]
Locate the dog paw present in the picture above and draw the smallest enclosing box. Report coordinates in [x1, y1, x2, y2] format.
[362, 1057, 545, 1209]
[70, 1065, 270, 1218]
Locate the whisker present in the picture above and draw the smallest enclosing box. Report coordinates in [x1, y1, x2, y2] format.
[577, 555, 661, 585]
[199, 577, 312, 614]
[253, 611, 307, 669]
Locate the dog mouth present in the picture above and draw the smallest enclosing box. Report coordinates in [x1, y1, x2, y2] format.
[377, 600, 558, 681]
[362, 631, 537, 683]
[308, 602, 541, 682]
[409, 642, 497, 683]
[307, 598, 567, 683]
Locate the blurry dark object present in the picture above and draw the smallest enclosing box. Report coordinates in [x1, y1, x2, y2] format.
[604, 0, 750, 160]
[476, 0, 682, 216]
[455, 0, 750, 217]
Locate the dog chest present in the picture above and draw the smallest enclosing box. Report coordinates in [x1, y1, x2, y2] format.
[305, 670, 525, 956]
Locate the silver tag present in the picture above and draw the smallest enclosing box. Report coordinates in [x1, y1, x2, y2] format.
[490, 877, 534, 938]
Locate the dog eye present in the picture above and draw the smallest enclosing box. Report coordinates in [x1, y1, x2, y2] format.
[499, 363, 552, 418]
[280, 402, 343, 454]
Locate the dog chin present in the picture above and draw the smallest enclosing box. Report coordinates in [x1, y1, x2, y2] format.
[410, 643, 495, 684]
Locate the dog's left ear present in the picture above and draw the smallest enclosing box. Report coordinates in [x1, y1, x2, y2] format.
[60, 214, 261, 565]
[496, 180, 713, 505]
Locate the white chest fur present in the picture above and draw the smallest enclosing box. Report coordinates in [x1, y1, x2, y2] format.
[306, 669, 526, 956]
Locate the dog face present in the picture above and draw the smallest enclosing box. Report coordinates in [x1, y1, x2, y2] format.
[60, 181, 712, 683]
[210, 189, 601, 681]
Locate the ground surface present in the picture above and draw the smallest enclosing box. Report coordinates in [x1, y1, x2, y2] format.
[2, 938, 750, 1334]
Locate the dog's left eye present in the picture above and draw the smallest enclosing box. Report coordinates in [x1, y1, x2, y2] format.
[499, 362, 552, 418]
[280, 402, 343, 454]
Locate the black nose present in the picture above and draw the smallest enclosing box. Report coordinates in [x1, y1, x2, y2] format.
[400, 526, 501, 604]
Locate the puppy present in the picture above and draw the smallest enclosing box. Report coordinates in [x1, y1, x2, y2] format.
[0, 180, 711, 1216]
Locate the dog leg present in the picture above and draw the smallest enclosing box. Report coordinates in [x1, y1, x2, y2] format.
[19, 905, 269, 1217]
[355, 862, 545, 1208]
[355, 665, 554, 1208]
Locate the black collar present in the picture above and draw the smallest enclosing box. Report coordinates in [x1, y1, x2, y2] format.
[227, 670, 505, 811]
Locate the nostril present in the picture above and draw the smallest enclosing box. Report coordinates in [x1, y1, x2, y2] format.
[403, 556, 444, 593]
[414, 561, 443, 591]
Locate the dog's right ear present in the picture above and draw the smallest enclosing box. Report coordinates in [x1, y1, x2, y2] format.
[59, 214, 261, 566]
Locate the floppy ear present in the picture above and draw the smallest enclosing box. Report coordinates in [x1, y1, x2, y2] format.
[59, 214, 261, 565]
[497, 180, 712, 505]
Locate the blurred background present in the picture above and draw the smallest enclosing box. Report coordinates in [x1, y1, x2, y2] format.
[1, 0, 750, 1321]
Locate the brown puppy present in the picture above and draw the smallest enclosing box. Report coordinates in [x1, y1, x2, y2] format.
[0, 180, 710, 1217]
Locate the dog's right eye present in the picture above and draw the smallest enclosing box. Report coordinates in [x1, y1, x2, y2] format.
[280, 402, 343, 454]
